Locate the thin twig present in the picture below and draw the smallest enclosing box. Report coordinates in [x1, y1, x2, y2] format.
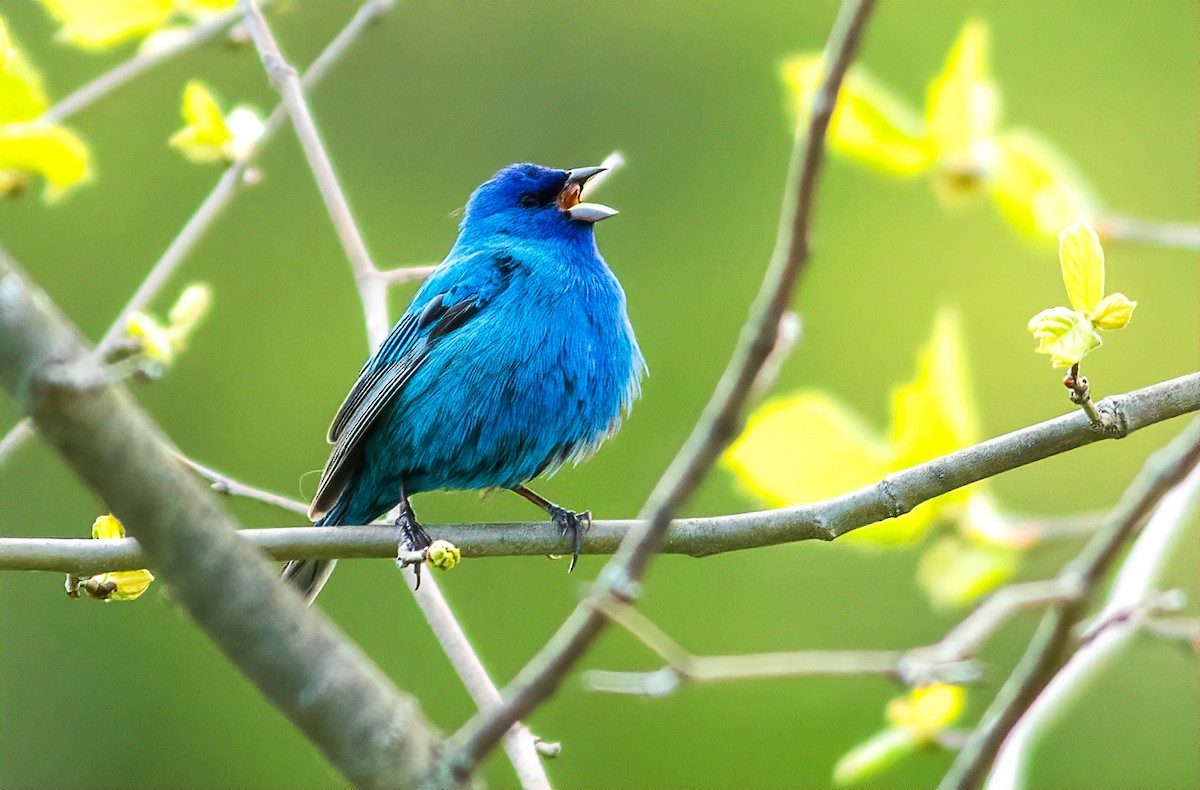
[940, 417, 1200, 790]
[237, 0, 389, 344]
[1065, 363, 1103, 426]
[1143, 617, 1200, 647]
[990, 511, 1104, 548]
[985, 464, 1200, 789]
[43, 8, 244, 123]
[0, 259, 438, 787]
[433, 1, 879, 783]
[2, 371, 1197, 574]
[236, 4, 549, 785]
[583, 576, 1079, 696]
[177, 453, 309, 515]
[374, 265, 440, 285]
[1094, 214, 1200, 252]
[0, 0, 404, 468]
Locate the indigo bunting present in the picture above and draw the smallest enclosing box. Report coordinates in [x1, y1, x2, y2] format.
[284, 163, 645, 601]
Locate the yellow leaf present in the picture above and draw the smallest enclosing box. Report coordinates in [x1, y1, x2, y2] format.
[1027, 306, 1100, 368]
[169, 81, 263, 164]
[127, 312, 174, 363]
[782, 56, 932, 177]
[81, 515, 155, 601]
[169, 80, 232, 162]
[889, 308, 979, 467]
[83, 568, 156, 601]
[840, 309, 979, 546]
[167, 283, 212, 334]
[1090, 292, 1136, 331]
[992, 129, 1095, 239]
[725, 391, 891, 509]
[0, 15, 50, 122]
[39, 0, 175, 51]
[917, 532, 1018, 609]
[0, 121, 91, 200]
[104, 568, 155, 600]
[92, 513, 126, 540]
[925, 21, 999, 170]
[727, 310, 989, 548]
[1059, 218, 1105, 313]
[886, 684, 965, 741]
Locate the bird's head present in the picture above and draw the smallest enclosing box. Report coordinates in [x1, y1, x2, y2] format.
[460, 163, 616, 241]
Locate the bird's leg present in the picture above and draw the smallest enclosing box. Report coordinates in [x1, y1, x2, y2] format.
[394, 486, 432, 589]
[511, 484, 590, 572]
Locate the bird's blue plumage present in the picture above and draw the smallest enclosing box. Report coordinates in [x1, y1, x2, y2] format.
[285, 163, 644, 599]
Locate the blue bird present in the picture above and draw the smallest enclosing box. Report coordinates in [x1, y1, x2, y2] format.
[284, 163, 645, 602]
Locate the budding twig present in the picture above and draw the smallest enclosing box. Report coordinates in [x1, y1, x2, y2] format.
[1064, 362, 1103, 427]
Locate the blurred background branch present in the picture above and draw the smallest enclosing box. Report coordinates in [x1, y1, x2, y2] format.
[1094, 214, 1200, 252]
[984, 459, 1200, 788]
[940, 416, 1200, 790]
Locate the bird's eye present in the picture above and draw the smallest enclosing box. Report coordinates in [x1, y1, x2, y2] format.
[517, 192, 539, 208]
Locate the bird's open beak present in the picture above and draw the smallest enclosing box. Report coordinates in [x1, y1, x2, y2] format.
[558, 166, 618, 223]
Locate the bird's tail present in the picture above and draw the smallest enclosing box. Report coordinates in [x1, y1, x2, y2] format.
[281, 500, 348, 605]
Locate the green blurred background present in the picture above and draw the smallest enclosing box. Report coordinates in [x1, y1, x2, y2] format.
[2, 1, 1197, 787]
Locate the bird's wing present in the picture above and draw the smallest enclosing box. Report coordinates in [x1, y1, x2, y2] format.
[307, 253, 509, 520]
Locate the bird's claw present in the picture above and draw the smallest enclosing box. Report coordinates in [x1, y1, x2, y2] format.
[550, 507, 590, 572]
[394, 508, 432, 590]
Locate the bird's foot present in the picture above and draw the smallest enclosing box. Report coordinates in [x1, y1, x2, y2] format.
[550, 507, 590, 572]
[394, 505, 432, 590]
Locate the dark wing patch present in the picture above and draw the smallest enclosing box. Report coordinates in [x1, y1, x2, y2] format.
[308, 349, 427, 519]
[327, 312, 421, 443]
[307, 278, 495, 521]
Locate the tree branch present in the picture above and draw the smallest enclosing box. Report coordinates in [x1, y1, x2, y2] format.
[177, 452, 309, 515]
[984, 463, 1200, 789]
[433, 1, 878, 783]
[582, 597, 981, 697]
[5, 371, 1194, 573]
[237, 0, 390, 344]
[1094, 214, 1200, 251]
[582, 573, 1089, 696]
[0, 260, 437, 787]
[939, 416, 1200, 790]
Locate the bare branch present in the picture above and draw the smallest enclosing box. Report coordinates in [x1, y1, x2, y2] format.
[2, 371, 1197, 574]
[237, 0, 390, 343]
[583, 576, 1082, 697]
[0, 260, 437, 787]
[985, 464, 1200, 789]
[0, 0, 399, 467]
[177, 453, 309, 515]
[374, 265, 440, 285]
[940, 416, 1200, 790]
[4, 369, 1195, 571]
[433, 1, 879, 783]
[1094, 214, 1200, 251]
